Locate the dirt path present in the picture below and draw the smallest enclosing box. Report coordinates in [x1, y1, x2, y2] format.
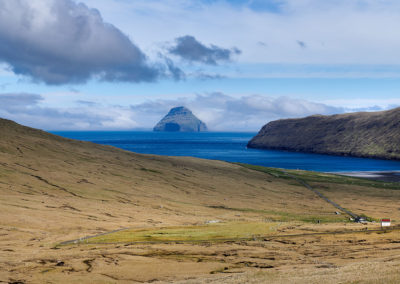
[283, 171, 359, 219]
[59, 227, 129, 245]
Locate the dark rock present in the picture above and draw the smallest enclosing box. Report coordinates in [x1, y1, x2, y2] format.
[153, 106, 207, 132]
[248, 107, 400, 160]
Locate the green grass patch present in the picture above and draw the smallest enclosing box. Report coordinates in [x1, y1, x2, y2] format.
[358, 213, 378, 222]
[84, 222, 278, 244]
[237, 163, 400, 190]
[139, 167, 162, 174]
[207, 205, 346, 223]
[0, 166, 14, 177]
[108, 171, 128, 178]
[235, 163, 291, 179]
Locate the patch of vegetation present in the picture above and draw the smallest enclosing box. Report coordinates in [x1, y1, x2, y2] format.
[0, 166, 14, 177]
[358, 214, 378, 222]
[210, 266, 229, 274]
[109, 171, 128, 178]
[83, 222, 278, 244]
[206, 205, 346, 223]
[0, 146, 12, 154]
[237, 163, 400, 190]
[234, 163, 291, 179]
[78, 156, 96, 162]
[139, 167, 162, 174]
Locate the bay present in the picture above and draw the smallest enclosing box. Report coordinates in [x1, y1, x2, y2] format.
[51, 131, 400, 173]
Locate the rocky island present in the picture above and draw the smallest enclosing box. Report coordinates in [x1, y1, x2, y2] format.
[153, 106, 207, 132]
[248, 107, 400, 160]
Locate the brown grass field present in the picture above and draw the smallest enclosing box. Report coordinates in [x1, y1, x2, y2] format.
[0, 118, 399, 283]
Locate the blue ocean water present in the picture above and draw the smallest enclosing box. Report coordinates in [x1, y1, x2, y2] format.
[51, 131, 400, 173]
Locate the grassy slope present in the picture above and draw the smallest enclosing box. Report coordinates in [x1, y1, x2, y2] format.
[248, 107, 400, 160]
[1, 118, 400, 283]
[0, 119, 347, 233]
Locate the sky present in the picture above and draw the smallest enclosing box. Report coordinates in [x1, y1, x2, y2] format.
[0, 0, 400, 131]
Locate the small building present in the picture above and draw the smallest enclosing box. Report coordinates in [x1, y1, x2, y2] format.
[381, 218, 391, 227]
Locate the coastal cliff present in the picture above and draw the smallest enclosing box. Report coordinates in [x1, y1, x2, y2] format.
[153, 106, 207, 132]
[248, 107, 400, 160]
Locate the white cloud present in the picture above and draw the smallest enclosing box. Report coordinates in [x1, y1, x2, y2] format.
[0, 93, 138, 130]
[130, 92, 345, 131]
[78, 0, 400, 66]
[2, 91, 398, 131]
[0, 0, 162, 84]
[322, 98, 400, 110]
[1, 0, 398, 83]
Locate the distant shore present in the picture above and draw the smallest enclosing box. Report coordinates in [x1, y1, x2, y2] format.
[336, 171, 400, 182]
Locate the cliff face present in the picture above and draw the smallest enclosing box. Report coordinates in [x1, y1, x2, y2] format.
[248, 107, 400, 160]
[153, 106, 207, 132]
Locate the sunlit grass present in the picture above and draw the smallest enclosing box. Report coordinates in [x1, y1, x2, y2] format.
[207, 205, 346, 223]
[85, 222, 278, 244]
[238, 163, 400, 190]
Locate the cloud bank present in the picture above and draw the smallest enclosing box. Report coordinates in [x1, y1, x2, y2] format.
[0, 92, 350, 131]
[131, 93, 344, 131]
[0, 93, 137, 130]
[0, 0, 160, 84]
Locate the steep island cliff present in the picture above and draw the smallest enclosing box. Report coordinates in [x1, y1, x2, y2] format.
[153, 106, 207, 132]
[248, 107, 400, 160]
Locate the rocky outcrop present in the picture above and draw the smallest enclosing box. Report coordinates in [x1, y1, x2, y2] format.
[153, 106, 207, 132]
[248, 107, 400, 160]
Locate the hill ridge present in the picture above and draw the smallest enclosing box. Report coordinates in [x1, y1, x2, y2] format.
[248, 107, 400, 160]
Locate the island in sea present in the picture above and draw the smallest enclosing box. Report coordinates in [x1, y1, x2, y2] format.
[248, 107, 400, 160]
[153, 106, 207, 132]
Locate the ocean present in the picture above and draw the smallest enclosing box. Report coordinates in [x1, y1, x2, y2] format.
[51, 131, 400, 173]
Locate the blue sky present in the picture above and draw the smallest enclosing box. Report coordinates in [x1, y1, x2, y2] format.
[0, 0, 399, 131]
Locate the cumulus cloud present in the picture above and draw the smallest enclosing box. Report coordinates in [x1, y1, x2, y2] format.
[191, 93, 344, 130]
[0, 93, 138, 130]
[3, 92, 394, 131]
[0, 0, 161, 84]
[169, 35, 241, 65]
[130, 93, 345, 131]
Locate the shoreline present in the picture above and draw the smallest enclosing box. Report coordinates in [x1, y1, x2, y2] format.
[335, 171, 400, 182]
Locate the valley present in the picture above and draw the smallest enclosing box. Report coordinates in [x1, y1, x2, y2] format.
[0, 119, 399, 283]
